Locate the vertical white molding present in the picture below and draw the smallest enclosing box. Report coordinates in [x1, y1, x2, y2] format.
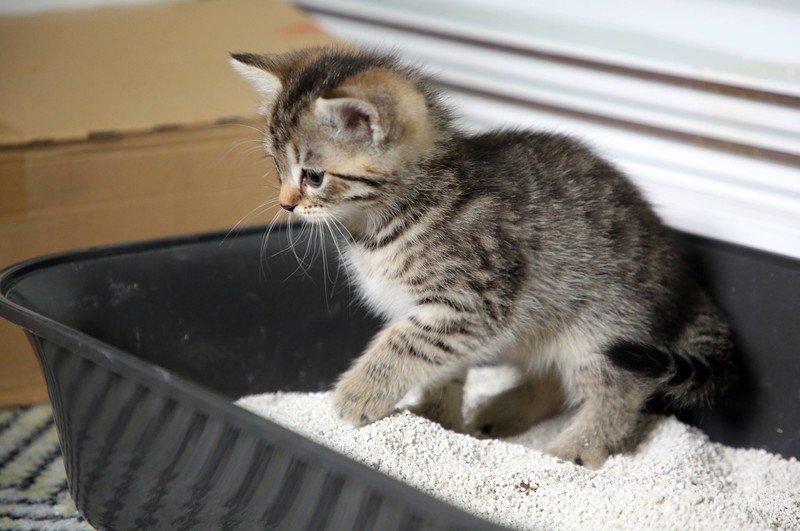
[296, 0, 800, 259]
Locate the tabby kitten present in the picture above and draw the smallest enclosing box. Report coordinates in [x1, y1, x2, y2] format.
[231, 47, 735, 468]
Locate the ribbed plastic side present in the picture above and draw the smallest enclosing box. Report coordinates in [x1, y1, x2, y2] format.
[31, 334, 491, 531]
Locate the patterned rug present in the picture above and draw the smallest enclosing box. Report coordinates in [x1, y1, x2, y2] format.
[0, 404, 93, 530]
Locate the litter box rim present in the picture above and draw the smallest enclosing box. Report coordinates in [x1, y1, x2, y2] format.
[0, 225, 507, 531]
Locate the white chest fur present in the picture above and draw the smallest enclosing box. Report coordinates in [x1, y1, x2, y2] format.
[345, 246, 415, 322]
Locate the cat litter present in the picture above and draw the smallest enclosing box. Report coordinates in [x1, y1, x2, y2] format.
[237, 366, 800, 531]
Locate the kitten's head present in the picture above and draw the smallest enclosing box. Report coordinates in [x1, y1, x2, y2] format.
[231, 47, 451, 230]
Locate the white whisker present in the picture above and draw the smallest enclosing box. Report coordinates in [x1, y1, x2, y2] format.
[212, 122, 270, 170]
[223, 198, 280, 244]
[219, 122, 268, 136]
[259, 208, 288, 279]
[322, 218, 346, 299]
[285, 221, 314, 281]
[317, 223, 330, 307]
[327, 216, 356, 302]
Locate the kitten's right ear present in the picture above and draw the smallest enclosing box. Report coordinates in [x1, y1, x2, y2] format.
[230, 53, 283, 115]
[315, 97, 385, 144]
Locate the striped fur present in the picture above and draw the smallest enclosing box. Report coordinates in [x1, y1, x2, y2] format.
[232, 47, 735, 468]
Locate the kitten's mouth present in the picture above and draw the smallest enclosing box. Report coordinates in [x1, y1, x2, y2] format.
[292, 208, 326, 223]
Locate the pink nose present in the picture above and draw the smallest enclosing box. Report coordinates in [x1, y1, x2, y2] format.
[281, 203, 296, 212]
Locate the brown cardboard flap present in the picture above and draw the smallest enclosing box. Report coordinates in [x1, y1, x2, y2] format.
[0, 0, 335, 147]
[11, 124, 273, 218]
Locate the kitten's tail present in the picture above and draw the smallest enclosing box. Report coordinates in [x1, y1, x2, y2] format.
[605, 298, 736, 408]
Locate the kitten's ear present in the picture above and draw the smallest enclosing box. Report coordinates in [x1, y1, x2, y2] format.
[315, 97, 384, 144]
[230, 53, 283, 115]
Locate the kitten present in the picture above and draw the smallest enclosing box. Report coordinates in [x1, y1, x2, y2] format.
[231, 47, 735, 468]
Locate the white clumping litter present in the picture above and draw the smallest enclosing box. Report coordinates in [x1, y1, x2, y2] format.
[236, 367, 800, 530]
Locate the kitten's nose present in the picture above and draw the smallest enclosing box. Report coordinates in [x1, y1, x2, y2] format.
[279, 186, 301, 212]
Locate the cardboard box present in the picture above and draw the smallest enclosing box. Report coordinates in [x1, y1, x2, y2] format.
[0, 0, 337, 406]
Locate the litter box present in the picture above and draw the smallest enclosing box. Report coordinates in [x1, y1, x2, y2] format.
[0, 225, 798, 530]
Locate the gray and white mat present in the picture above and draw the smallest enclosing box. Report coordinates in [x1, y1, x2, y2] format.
[0, 404, 92, 530]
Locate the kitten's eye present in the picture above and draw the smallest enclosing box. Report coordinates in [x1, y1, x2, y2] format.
[302, 169, 325, 188]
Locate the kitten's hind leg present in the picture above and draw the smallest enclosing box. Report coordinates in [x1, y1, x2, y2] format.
[408, 371, 467, 432]
[545, 366, 648, 469]
[467, 370, 564, 438]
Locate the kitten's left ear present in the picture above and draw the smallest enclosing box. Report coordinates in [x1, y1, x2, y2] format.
[230, 53, 283, 115]
[315, 97, 385, 144]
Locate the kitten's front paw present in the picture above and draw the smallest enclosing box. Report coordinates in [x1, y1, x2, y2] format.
[332, 370, 397, 427]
